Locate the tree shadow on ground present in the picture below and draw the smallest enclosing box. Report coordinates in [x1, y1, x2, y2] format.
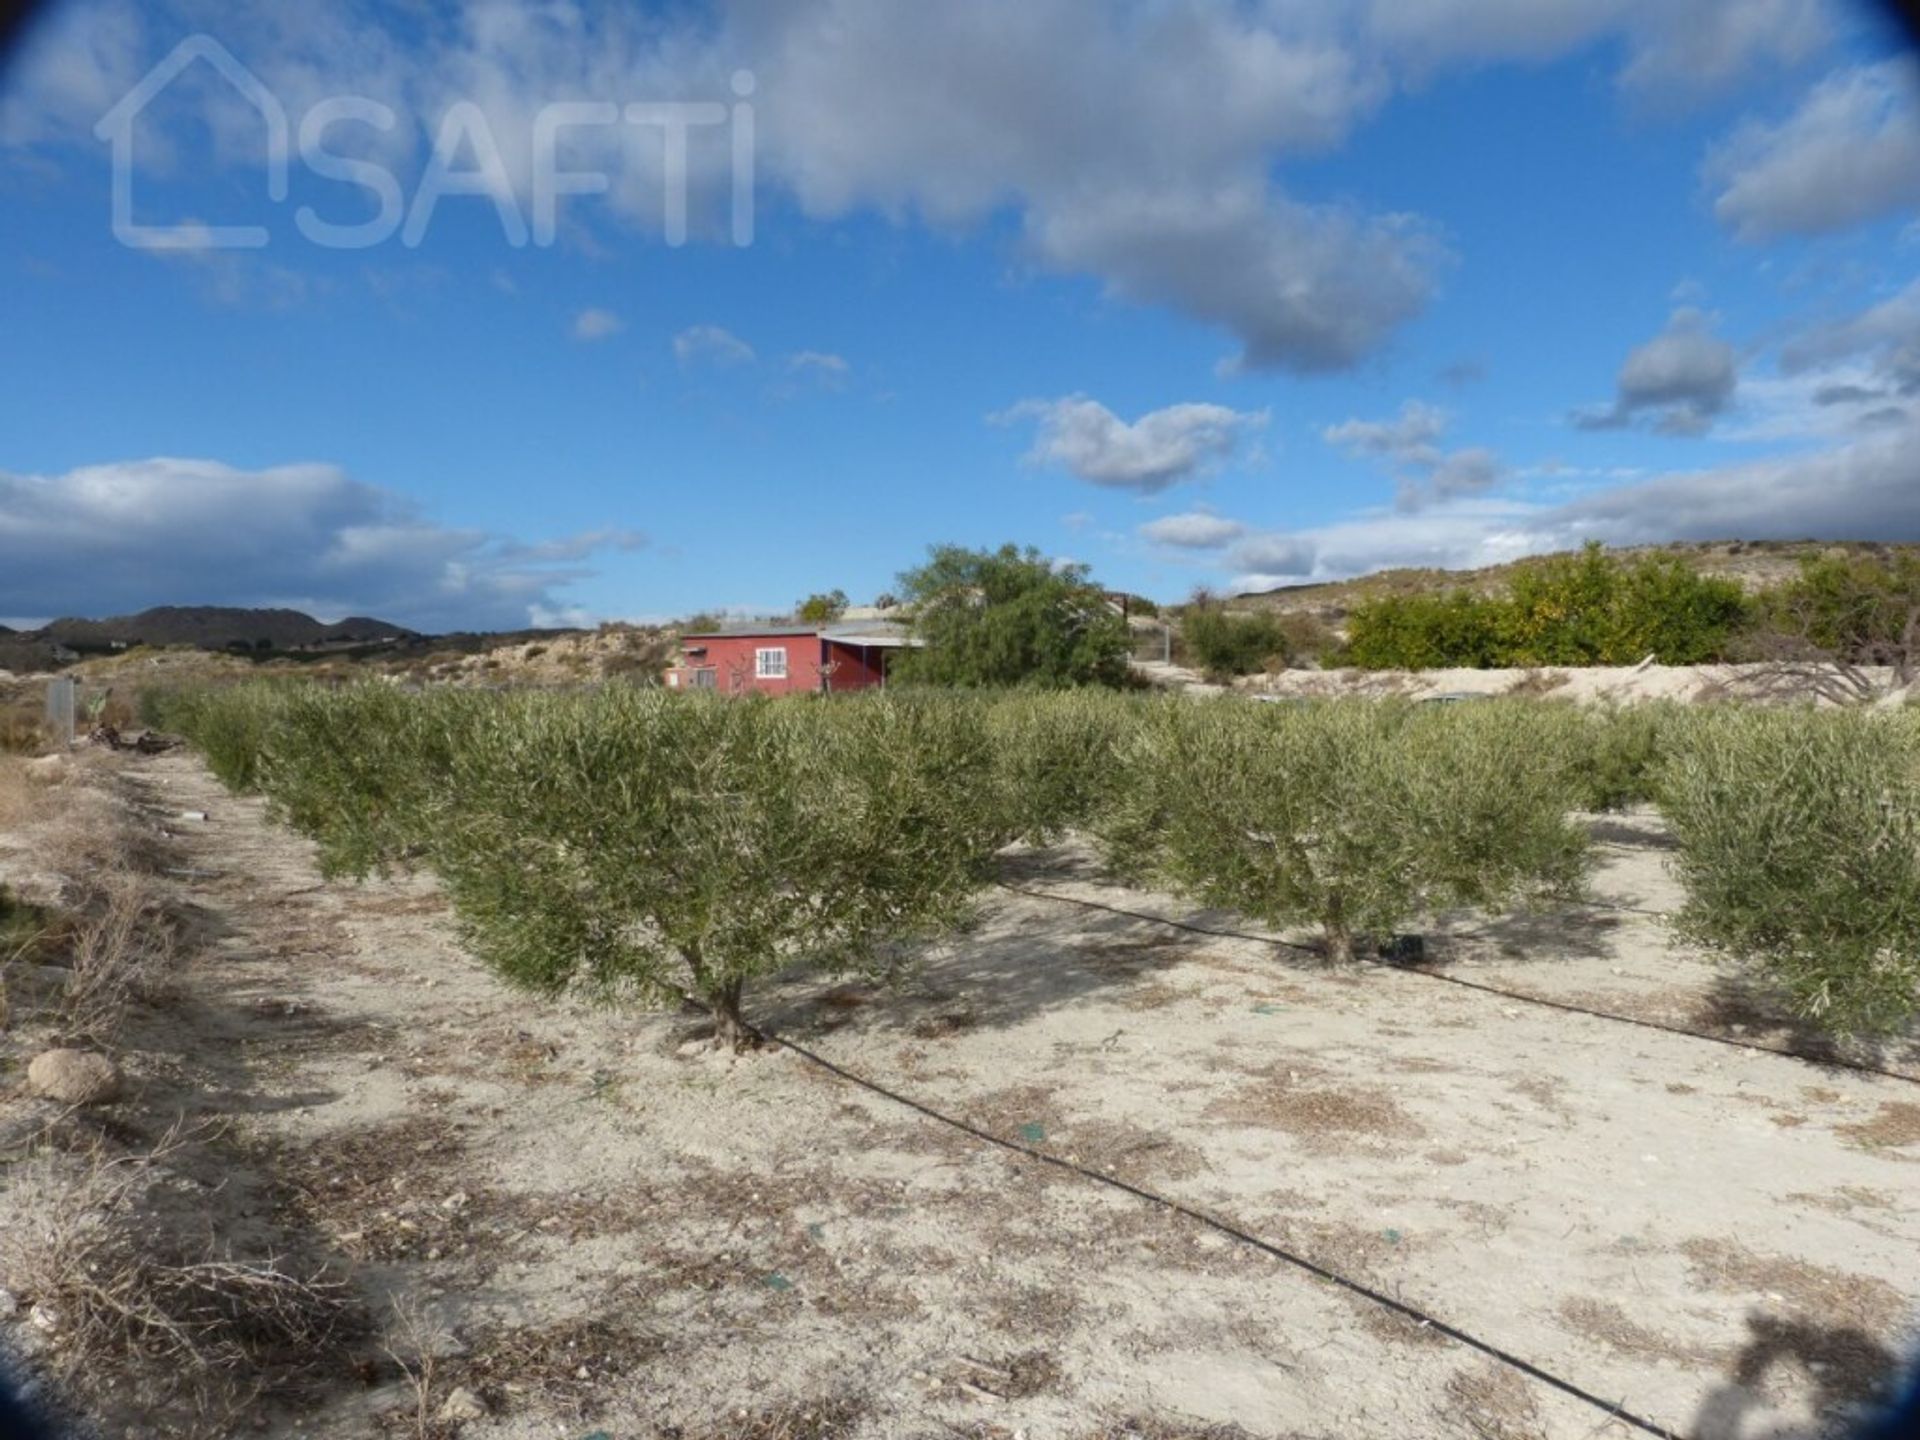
[1588, 814, 1680, 852]
[1691, 972, 1920, 1074]
[1692, 1312, 1900, 1440]
[1422, 903, 1627, 967]
[759, 899, 1226, 1041]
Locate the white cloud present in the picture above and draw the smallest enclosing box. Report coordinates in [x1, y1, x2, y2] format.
[1367, 0, 1831, 95]
[1325, 401, 1449, 467]
[1140, 512, 1249, 549]
[786, 350, 850, 388]
[1574, 308, 1738, 435]
[1325, 400, 1503, 510]
[1708, 60, 1920, 240]
[571, 307, 625, 342]
[998, 396, 1268, 493]
[0, 458, 643, 631]
[674, 324, 756, 368]
[1780, 278, 1920, 399]
[3, 0, 1828, 366]
[1221, 412, 1920, 591]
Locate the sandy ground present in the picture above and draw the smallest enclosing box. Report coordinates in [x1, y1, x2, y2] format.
[14, 751, 1920, 1440]
[1129, 661, 1915, 708]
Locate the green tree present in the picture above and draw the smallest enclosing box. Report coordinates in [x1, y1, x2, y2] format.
[796, 589, 850, 623]
[1344, 591, 1503, 669]
[1180, 604, 1297, 680]
[1662, 708, 1920, 1036]
[1098, 699, 1588, 960]
[1747, 552, 1920, 681]
[891, 543, 1131, 688]
[433, 690, 999, 1048]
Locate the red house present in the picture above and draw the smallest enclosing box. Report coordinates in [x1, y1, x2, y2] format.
[664, 622, 917, 695]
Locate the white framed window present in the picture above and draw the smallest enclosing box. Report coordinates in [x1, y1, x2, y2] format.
[755, 647, 788, 679]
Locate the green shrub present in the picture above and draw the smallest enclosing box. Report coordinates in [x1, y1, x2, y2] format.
[985, 690, 1136, 843]
[891, 543, 1131, 689]
[1661, 708, 1920, 1037]
[1744, 551, 1920, 675]
[1098, 699, 1588, 959]
[433, 690, 1000, 1047]
[158, 683, 289, 792]
[1344, 590, 1503, 669]
[1180, 607, 1299, 680]
[1344, 544, 1749, 670]
[255, 685, 490, 879]
[1567, 702, 1688, 812]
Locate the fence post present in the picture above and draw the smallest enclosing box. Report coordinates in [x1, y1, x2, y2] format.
[45, 676, 76, 748]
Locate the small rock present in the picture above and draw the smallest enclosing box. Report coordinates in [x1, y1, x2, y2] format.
[27, 1049, 122, 1105]
[0, 1287, 18, 1319]
[25, 755, 66, 780]
[28, 1303, 60, 1334]
[442, 1192, 470, 1212]
[437, 1386, 486, 1422]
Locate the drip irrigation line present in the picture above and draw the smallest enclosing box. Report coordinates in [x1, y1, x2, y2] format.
[996, 883, 1920, 1090]
[766, 1026, 1688, 1440]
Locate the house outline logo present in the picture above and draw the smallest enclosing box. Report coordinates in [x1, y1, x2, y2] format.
[94, 34, 288, 250]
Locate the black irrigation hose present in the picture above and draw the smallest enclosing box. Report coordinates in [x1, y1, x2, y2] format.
[767, 1027, 1689, 1440]
[995, 883, 1920, 1090]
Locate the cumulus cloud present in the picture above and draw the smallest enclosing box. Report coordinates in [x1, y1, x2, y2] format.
[1139, 512, 1249, 549]
[1708, 60, 1920, 241]
[1574, 308, 1739, 435]
[1222, 411, 1920, 593]
[1325, 401, 1449, 467]
[1, 1, 1841, 365]
[1367, 0, 1830, 95]
[1781, 279, 1920, 399]
[674, 324, 756, 368]
[1324, 401, 1503, 510]
[0, 458, 643, 631]
[998, 396, 1268, 494]
[1228, 532, 1320, 584]
[571, 307, 625, 342]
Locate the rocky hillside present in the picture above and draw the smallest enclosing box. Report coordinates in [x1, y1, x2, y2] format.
[39, 606, 416, 653]
[1224, 540, 1919, 622]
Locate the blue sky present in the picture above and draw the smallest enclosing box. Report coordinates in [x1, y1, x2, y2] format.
[1, 1, 1917, 631]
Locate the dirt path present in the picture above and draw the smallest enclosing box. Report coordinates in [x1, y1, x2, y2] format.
[125, 752, 1919, 1440]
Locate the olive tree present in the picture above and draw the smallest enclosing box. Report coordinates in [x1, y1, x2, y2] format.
[1098, 699, 1589, 961]
[1661, 707, 1920, 1037]
[984, 690, 1137, 844]
[254, 684, 491, 879]
[433, 689, 1000, 1048]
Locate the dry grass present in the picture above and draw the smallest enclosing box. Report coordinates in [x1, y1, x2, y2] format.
[669, 1399, 869, 1439]
[1206, 1073, 1425, 1149]
[1680, 1236, 1906, 1332]
[1836, 1100, 1920, 1150]
[0, 1129, 353, 1436]
[1443, 1363, 1542, 1440]
[1557, 1296, 1724, 1367]
[58, 871, 177, 1046]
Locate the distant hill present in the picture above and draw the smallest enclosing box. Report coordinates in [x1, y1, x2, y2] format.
[0, 606, 424, 674]
[1222, 540, 1919, 620]
[40, 606, 417, 653]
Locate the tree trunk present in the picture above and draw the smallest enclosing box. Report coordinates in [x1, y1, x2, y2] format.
[708, 978, 759, 1052]
[1322, 896, 1356, 964]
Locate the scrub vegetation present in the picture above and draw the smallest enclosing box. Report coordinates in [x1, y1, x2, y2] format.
[156, 680, 1920, 1041]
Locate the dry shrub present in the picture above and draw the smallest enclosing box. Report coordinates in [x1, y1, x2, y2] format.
[0, 755, 44, 827]
[0, 1132, 352, 1434]
[59, 872, 177, 1045]
[1443, 1363, 1541, 1440]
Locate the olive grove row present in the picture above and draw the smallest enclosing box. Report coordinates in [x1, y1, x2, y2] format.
[152, 685, 1920, 1044]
